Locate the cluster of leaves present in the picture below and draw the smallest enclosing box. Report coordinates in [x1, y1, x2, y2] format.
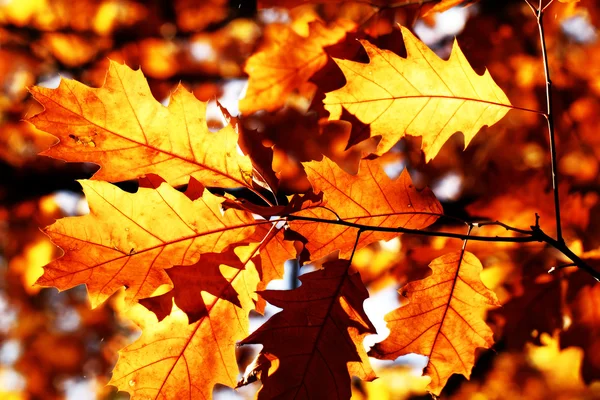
[2, 0, 600, 399]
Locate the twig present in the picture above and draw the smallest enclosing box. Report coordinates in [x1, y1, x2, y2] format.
[523, 0, 538, 16]
[533, 226, 600, 282]
[548, 262, 576, 274]
[473, 220, 532, 235]
[285, 214, 600, 281]
[287, 214, 538, 243]
[537, 1, 564, 243]
[541, 0, 555, 13]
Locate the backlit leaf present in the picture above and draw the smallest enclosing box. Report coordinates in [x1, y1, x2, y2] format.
[39, 180, 258, 307]
[290, 157, 442, 260]
[324, 26, 512, 160]
[29, 61, 253, 188]
[110, 246, 260, 399]
[369, 251, 500, 395]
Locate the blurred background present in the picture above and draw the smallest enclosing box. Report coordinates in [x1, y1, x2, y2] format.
[1, 0, 599, 399]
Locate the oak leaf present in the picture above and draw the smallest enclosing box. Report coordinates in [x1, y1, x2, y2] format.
[29, 61, 253, 188]
[39, 179, 258, 307]
[324, 26, 512, 160]
[110, 246, 260, 399]
[290, 157, 442, 260]
[239, 19, 355, 114]
[369, 250, 500, 395]
[240, 259, 376, 399]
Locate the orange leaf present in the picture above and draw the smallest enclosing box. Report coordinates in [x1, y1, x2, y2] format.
[39, 180, 259, 307]
[324, 26, 512, 160]
[28, 61, 253, 188]
[369, 251, 500, 395]
[110, 246, 260, 399]
[290, 157, 442, 260]
[239, 19, 354, 114]
[240, 259, 376, 399]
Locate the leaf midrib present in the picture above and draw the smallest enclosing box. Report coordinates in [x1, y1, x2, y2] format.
[34, 90, 250, 188]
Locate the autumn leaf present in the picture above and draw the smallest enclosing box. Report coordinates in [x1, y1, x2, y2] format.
[324, 26, 512, 160]
[239, 259, 376, 399]
[39, 179, 259, 307]
[141, 224, 299, 319]
[290, 157, 442, 260]
[239, 19, 355, 114]
[369, 250, 500, 395]
[110, 246, 260, 399]
[28, 61, 253, 188]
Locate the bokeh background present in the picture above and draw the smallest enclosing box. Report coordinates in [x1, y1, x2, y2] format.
[1, 0, 599, 399]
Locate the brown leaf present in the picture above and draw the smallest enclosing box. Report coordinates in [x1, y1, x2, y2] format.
[240, 259, 376, 399]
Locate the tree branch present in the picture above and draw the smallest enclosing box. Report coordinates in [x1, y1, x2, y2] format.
[287, 214, 538, 243]
[285, 214, 600, 281]
[537, 7, 564, 243]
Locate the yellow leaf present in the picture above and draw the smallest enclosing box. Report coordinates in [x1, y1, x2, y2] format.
[39, 179, 259, 307]
[29, 61, 253, 188]
[324, 26, 512, 160]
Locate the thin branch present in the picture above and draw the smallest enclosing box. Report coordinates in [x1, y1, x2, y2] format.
[287, 214, 538, 243]
[548, 262, 576, 274]
[536, 8, 564, 243]
[541, 0, 555, 13]
[474, 220, 533, 235]
[314, 205, 342, 221]
[285, 214, 600, 281]
[534, 227, 600, 282]
[523, 0, 538, 16]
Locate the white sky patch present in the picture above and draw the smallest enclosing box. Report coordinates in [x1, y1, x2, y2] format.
[0, 368, 25, 391]
[54, 191, 89, 216]
[0, 294, 18, 334]
[37, 72, 73, 89]
[190, 40, 216, 62]
[219, 79, 247, 117]
[383, 159, 406, 180]
[64, 378, 98, 400]
[562, 14, 597, 44]
[431, 172, 462, 201]
[258, 8, 290, 25]
[363, 285, 401, 350]
[54, 306, 82, 332]
[0, 340, 21, 365]
[414, 7, 469, 47]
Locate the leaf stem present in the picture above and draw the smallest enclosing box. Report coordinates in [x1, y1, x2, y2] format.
[536, 7, 564, 244]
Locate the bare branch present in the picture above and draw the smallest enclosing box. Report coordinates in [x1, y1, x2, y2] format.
[537, 0, 564, 243]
